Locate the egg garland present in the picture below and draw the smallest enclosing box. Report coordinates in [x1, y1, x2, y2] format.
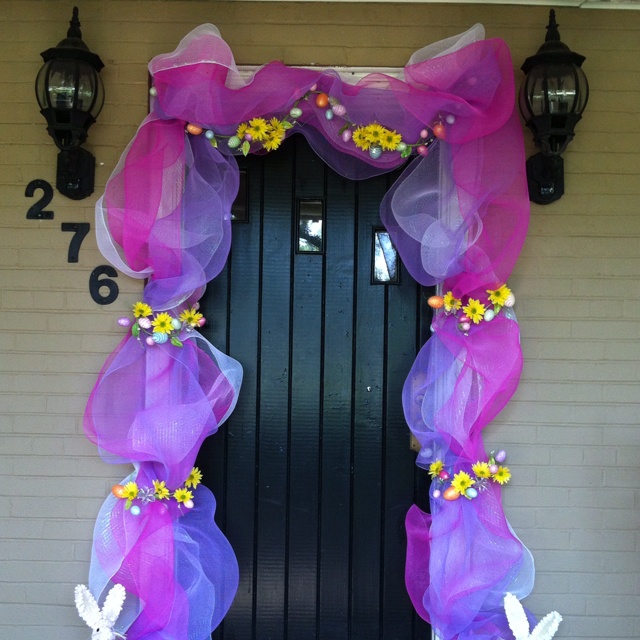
[164, 81, 455, 160]
[111, 467, 203, 516]
[121, 301, 207, 349]
[428, 450, 511, 502]
[427, 285, 515, 336]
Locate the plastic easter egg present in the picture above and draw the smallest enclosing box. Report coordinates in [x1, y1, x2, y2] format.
[130, 505, 141, 516]
[504, 292, 516, 307]
[146, 336, 155, 346]
[369, 146, 382, 160]
[227, 136, 241, 149]
[438, 470, 450, 481]
[332, 104, 347, 117]
[244, 133, 253, 142]
[290, 107, 303, 118]
[432, 489, 441, 499]
[112, 484, 126, 498]
[138, 317, 152, 329]
[489, 464, 499, 475]
[186, 123, 203, 135]
[153, 332, 168, 344]
[433, 123, 446, 139]
[325, 109, 334, 120]
[460, 322, 471, 332]
[342, 129, 352, 143]
[197, 317, 206, 327]
[427, 295, 444, 309]
[459, 316, 469, 323]
[465, 488, 478, 499]
[495, 450, 507, 463]
[149, 87, 158, 97]
[417, 145, 428, 157]
[171, 318, 182, 331]
[443, 487, 460, 501]
[446, 114, 456, 125]
[184, 499, 195, 509]
[420, 128, 429, 139]
[315, 93, 330, 108]
[205, 129, 215, 140]
[118, 317, 131, 327]
[484, 309, 495, 322]
[397, 142, 407, 152]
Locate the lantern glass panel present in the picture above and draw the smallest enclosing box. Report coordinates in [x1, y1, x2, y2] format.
[520, 63, 588, 119]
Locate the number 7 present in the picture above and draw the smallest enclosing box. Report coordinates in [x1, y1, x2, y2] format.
[61, 222, 90, 263]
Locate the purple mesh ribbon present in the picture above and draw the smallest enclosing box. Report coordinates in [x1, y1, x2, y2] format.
[87, 22, 533, 640]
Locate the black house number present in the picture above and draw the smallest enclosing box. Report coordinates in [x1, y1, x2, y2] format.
[26, 179, 120, 305]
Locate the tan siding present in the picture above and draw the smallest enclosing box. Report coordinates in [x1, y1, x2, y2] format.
[1, 1, 639, 639]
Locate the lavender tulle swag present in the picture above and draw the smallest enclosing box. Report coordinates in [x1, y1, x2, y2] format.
[79, 21, 542, 640]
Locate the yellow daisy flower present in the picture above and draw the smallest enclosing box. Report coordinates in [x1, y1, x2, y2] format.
[153, 480, 170, 500]
[492, 466, 511, 485]
[352, 127, 371, 150]
[236, 122, 249, 139]
[364, 123, 385, 145]
[487, 284, 512, 307]
[380, 128, 402, 151]
[428, 460, 444, 480]
[185, 467, 203, 489]
[247, 117, 269, 142]
[443, 291, 462, 313]
[133, 302, 153, 318]
[263, 130, 285, 151]
[179, 307, 203, 327]
[268, 117, 286, 138]
[472, 461, 491, 478]
[123, 482, 139, 500]
[173, 487, 194, 504]
[462, 298, 486, 324]
[451, 471, 475, 495]
[151, 312, 173, 334]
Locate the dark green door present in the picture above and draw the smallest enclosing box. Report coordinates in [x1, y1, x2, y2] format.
[199, 135, 431, 640]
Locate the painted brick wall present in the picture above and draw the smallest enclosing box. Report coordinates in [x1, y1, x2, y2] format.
[0, 1, 638, 639]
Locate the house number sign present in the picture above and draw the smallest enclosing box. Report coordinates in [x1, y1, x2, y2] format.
[25, 179, 120, 305]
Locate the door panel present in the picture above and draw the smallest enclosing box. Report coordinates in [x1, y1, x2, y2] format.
[199, 135, 431, 640]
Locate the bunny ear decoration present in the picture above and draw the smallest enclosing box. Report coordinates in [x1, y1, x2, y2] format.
[101, 583, 127, 628]
[530, 611, 562, 640]
[75, 584, 103, 630]
[504, 592, 531, 640]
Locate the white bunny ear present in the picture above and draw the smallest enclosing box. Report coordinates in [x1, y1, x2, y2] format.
[75, 584, 102, 629]
[504, 592, 531, 640]
[530, 611, 562, 640]
[101, 583, 127, 627]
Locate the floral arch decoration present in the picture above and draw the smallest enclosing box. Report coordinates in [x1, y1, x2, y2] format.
[83, 23, 535, 640]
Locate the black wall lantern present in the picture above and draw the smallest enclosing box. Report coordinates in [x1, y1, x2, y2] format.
[35, 7, 104, 200]
[519, 10, 589, 205]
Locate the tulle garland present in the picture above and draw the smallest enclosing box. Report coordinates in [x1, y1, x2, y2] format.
[83, 22, 533, 640]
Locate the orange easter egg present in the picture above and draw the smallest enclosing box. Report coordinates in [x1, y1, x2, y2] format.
[186, 123, 203, 135]
[427, 295, 444, 309]
[111, 484, 126, 498]
[315, 93, 330, 108]
[443, 486, 460, 501]
[433, 123, 446, 139]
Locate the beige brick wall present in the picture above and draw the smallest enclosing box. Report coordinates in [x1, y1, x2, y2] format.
[1, 1, 638, 638]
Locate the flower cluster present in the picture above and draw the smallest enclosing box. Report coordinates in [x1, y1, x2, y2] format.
[428, 285, 515, 335]
[178, 85, 453, 160]
[118, 301, 206, 348]
[428, 451, 511, 501]
[111, 466, 203, 516]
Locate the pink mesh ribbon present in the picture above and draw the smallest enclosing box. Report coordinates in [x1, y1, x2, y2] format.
[86, 22, 533, 639]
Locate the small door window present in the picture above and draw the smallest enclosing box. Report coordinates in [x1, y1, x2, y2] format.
[296, 199, 324, 253]
[372, 228, 399, 284]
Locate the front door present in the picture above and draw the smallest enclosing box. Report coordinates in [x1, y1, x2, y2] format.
[199, 135, 431, 640]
